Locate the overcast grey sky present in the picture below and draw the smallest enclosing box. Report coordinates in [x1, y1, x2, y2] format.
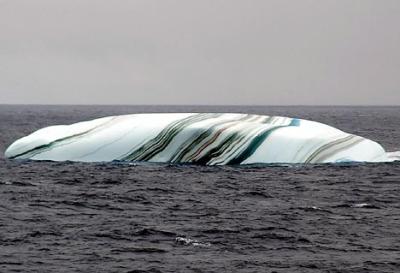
[0, 0, 399, 105]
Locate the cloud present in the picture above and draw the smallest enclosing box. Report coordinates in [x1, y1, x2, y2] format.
[0, 0, 399, 105]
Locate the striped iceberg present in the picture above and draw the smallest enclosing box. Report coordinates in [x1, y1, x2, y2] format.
[4, 113, 399, 165]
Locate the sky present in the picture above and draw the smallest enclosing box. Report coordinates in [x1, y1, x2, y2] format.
[0, 0, 399, 105]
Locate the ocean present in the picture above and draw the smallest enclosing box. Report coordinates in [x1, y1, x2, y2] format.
[0, 105, 399, 273]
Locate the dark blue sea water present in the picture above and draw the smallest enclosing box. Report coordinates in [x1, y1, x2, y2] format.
[0, 105, 399, 273]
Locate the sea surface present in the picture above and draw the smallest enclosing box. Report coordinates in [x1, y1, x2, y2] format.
[0, 105, 399, 273]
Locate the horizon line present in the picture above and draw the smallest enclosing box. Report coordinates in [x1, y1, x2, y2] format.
[0, 103, 399, 107]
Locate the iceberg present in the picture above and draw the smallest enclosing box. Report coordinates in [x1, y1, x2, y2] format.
[4, 113, 399, 165]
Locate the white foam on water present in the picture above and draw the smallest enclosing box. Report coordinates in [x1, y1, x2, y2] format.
[175, 237, 211, 247]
